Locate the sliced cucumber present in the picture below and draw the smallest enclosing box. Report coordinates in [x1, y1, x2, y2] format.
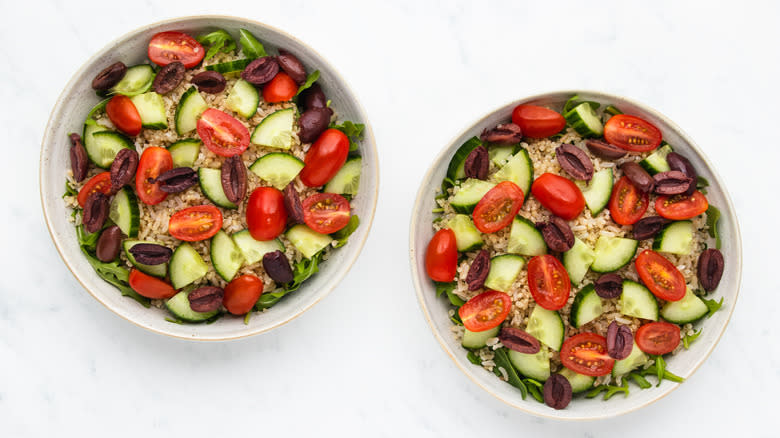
[620, 280, 659, 321]
[204, 58, 252, 74]
[286, 224, 333, 259]
[324, 157, 361, 196]
[110, 64, 155, 97]
[639, 144, 674, 175]
[447, 214, 483, 252]
[130, 92, 167, 129]
[175, 86, 208, 135]
[450, 179, 495, 214]
[249, 153, 304, 190]
[491, 148, 533, 198]
[484, 254, 525, 292]
[198, 168, 237, 209]
[563, 237, 595, 284]
[508, 348, 550, 382]
[85, 131, 133, 168]
[82, 120, 108, 149]
[507, 216, 546, 256]
[653, 221, 694, 255]
[564, 102, 603, 137]
[232, 230, 284, 265]
[488, 143, 521, 167]
[576, 168, 613, 216]
[558, 368, 596, 393]
[109, 186, 140, 238]
[251, 108, 295, 149]
[168, 139, 202, 168]
[612, 341, 647, 377]
[210, 230, 244, 282]
[591, 236, 638, 273]
[461, 326, 500, 349]
[660, 288, 709, 324]
[225, 79, 259, 118]
[446, 137, 482, 180]
[169, 243, 209, 289]
[123, 240, 167, 278]
[570, 284, 603, 328]
[165, 289, 218, 323]
[526, 306, 564, 351]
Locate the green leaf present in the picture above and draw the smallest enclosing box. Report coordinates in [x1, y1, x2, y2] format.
[256, 252, 324, 310]
[628, 372, 652, 389]
[706, 205, 722, 249]
[655, 355, 665, 387]
[330, 215, 359, 248]
[432, 207, 444, 214]
[329, 120, 365, 152]
[244, 311, 252, 325]
[76, 223, 100, 251]
[586, 381, 629, 400]
[63, 181, 78, 198]
[197, 29, 236, 60]
[682, 328, 702, 349]
[165, 317, 184, 325]
[450, 312, 463, 326]
[238, 29, 267, 59]
[79, 246, 150, 308]
[466, 351, 481, 365]
[296, 70, 320, 96]
[492, 348, 528, 399]
[605, 105, 623, 116]
[525, 381, 544, 403]
[702, 297, 724, 318]
[697, 176, 710, 189]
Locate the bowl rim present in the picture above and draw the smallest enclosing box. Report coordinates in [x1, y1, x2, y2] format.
[408, 89, 742, 420]
[40, 14, 379, 341]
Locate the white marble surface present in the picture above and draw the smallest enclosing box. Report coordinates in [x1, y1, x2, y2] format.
[2, 0, 778, 436]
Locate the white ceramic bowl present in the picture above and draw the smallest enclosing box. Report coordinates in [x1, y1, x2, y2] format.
[409, 91, 741, 419]
[40, 16, 378, 341]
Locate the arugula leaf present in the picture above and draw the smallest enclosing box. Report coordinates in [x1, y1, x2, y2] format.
[256, 252, 324, 310]
[586, 381, 629, 400]
[435, 282, 464, 307]
[80, 246, 150, 308]
[605, 105, 623, 116]
[702, 297, 724, 318]
[63, 181, 78, 198]
[331, 215, 359, 248]
[466, 351, 481, 365]
[197, 29, 236, 60]
[329, 120, 365, 152]
[640, 362, 685, 384]
[296, 70, 320, 96]
[682, 328, 702, 349]
[492, 348, 528, 399]
[706, 205, 722, 249]
[244, 311, 252, 325]
[432, 207, 444, 214]
[76, 223, 100, 252]
[238, 29, 267, 59]
[525, 380, 544, 403]
[450, 312, 463, 326]
[628, 372, 652, 389]
[165, 317, 184, 325]
[655, 355, 666, 387]
[697, 176, 710, 190]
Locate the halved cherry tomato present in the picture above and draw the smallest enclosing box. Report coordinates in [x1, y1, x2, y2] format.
[635, 250, 686, 301]
[560, 333, 615, 377]
[246, 187, 287, 241]
[636, 322, 681, 355]
[655, 191, 709, 220]
[472, 181, 524, 233]
[135, 147, 173, 205]
[300, 129, 349, 187]
[223, 274, 264, 315]
[77, 172, 113, 207]
[604, 114, 662, 152]
[511, 104, 566, 138]
[128, 269, 177, 299]
[458, 290, 512, 332]
[530, 173, 585, 220]
[302, 193, 351, 234]
[527, 255, 571, 310]
[148, 31, 205, 68]
[608, 176, 649, 225]
[196, 108, 250, 157]
[262, 72, 298, 103]
[168, 205, 223, 242]
[105, 95, 142, 136]
[425, 229, 457, 282]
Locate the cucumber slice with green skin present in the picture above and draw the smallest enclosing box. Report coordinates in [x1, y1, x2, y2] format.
[461, 326, 500, 349]
[225, 79, 259, 118]
[123, 240, 167, 278]
[249, 153, 304, 190]
[639, 144, 674, 175]
[488, 144, 521, 167]
[590, 236, 639, 273]
[165, 289, 218, 323]
[576, 168, 613, 216]
[286, 224, 333, 259]
[447, 214, 483, 252]
[238, 29, 267, 59]
[450, 179, 495, 214]
[484, 254, 525, 292]
[210, 230, 244, 282]
[569, 284, 603, 328]
[109, 187, 140, 238]
[204, 58, 253, 74]
[85, 131, 133, 168]
[660, 288, 708, 324]
[491, 148, 533, 198]
[198, 168, 237, 209]
[558, 368, 596, 393]
[612, 341, 647, 376]
[110, 65, 155, 97]
[324, 157, 361, 196]
[507, 216, 547, 256]
[82, 121, 107, 151]
[564, 102, 604, 137]
[130, 92, 168, 129]
[232, 230, 284, 265]
[168, 139, 202, 168]
[508, 348, 550, 382]
[653, 221, 694, 255]
[526, 305, 565, 351]
[169, 243, 209, 289]
[620, 280, 659, 321]
[175, 87, 208, 135]
[446, 137, 482, 180]
[563, 237, 595, 284]
[251, 108, 295, 149]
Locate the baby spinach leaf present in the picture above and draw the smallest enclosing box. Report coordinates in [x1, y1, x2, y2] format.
[296, 70, 320, 96]
[466, 351, 481, 365]
[492, 348, 528, 399]
[238, 29, 267, 59]
[706, 205, 722, 249]
[197, 29, 236, 60]
[702, 297, 724, 318]
[331, 215, 359, 248]
[697, 176, 710, 190]
[79, 246, 150, 308]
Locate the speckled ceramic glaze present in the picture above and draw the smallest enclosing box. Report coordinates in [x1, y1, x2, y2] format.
[40, 16, 378, 341]
[409, 91, 741, 420]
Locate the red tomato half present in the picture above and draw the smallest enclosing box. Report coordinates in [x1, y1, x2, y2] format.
[655, 191, 709, 220]
[246, 187, 287, 241]
[128, 269, 177, 299]
[604, 114, 662, 152]
[511, 104, 566, 138]
[560, 333, 615, 376]
[105, 95, 142, 136]
[458, 290, 512, 332]
[263, 72, 298, 103]
[300, 129, 350, 187]
[135, 147, 173, 205]
[530, 173, 585, 220]
[168, 205, 223, 242]
[223, 275, 264, 315]
[527, 255, 571, 310]
[425, 229, 457, 282]
[302, 193, 351, 234]
[635, 250, 686, 301]
[609, 176, 649, 225]
[196, 108, 250, 157]
[77, 172, 113, 207]
[636, 322, 681, 355]
[472, 181, 524, 233]
[148, 31, 205, 68]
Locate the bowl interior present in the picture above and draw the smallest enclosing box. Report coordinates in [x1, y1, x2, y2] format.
[41, 16, 378, 340]
[409, 91, 741, 419]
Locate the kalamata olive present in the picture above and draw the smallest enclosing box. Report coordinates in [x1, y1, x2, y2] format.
[698, 248, 724, 291]
[110, 148, 139, 191]
[83, 192, 109, 233]
[653, 171, 694, 195]
[69, 133, 88, 182]
[620, 161, 655, 193]
[632, 216, 669, 240]
[263, 250, 294, 284]
[543, 374, 572, 410]
[464, 146, 489, 180]
[465, 250, 490, 291]
[283, 184, 304, 224]
[95, 226, 123, 262]
[92, 62, 127, 91]
[298, 108, 332, 143]
[480, 123, 523, 145]
[277, 49, 307, 84]
[188, 286, 224, 313]
[606, 321, 634, 360]
[191, 71, 226, 94]
[537, 216, 575, 252]
[498, 327, 541, 354]
[585, 139, 627, 160]
[594, 273, 623, 299]
[241, 56, 279, 85]
[153, 61, 185, 94]
[556, 144, 594, 181]
[666, 152, 698, 196]
[221, 156, 247, 204]
[299, 83, 327, 110]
